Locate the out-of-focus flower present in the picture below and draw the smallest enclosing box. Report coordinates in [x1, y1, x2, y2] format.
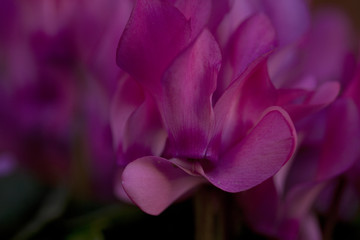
[111, 0, 307, 215]
[0, 0, 133, 199]
[240, 96, 360, 240]
[239, 7, 360, 240]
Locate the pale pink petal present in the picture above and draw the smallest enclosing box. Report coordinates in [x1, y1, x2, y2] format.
[203, 107, 297, 192]
[116, 0, 191, 93]
[114, 169, 133, 204]
[316, 98, 360, 180]
[160, 30, 221, 160]
[122, 94, 167, 163]
[111, 77, 167, 166]
[121, 156, 204, 215]
[110, 75, 144, 149]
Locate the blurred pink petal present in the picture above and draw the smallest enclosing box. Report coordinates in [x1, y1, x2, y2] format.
[260, 0, 310, 46]
[316, 98, 360, 180]
[279, 81, 340, 121]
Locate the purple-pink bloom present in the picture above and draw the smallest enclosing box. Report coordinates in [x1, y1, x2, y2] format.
[112, 0, 298, 215]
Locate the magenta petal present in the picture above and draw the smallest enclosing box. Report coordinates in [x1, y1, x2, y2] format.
[316, 98, 360, 180]
[216, 13, 276, 95]
[229, 13, 276, 79]
[116, 0, 191, 93]
[160, 30, 221, 159]
[203, 107, 297, 192]
[121, 156, 203, 215]
[210, 56, 278, 155]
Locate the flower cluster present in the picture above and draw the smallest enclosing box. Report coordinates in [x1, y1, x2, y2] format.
[1, 0, 360, 239]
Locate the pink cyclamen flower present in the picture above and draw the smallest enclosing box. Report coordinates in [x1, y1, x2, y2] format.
[112, 0, 298, 215]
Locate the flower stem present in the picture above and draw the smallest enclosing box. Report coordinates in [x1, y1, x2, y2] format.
[194, 187, 229, 240]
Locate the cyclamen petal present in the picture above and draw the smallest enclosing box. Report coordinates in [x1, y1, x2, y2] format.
[345, 65, 360, 109]
[301, 9, 353, 83]
[316, 98, 360, 180]
[279, 81, 340, 122]
[229, 13, 276, 80]
[260, 0, 310, 46]
[122, 93, 167, 163]
[110, 75, 144, 151]
[216, 13, 276, 97]
[216, 0, 256, 48]
[111, 76, 167, 166]
[121, 156, 204, 215]
[239, 178, 279, 236]
[161, 29, 221, 160]
[210, 55, 278, 155]
[116, 0, 191, 94]
[203, 107, 297, 192]
[173, 0, 212, 38]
